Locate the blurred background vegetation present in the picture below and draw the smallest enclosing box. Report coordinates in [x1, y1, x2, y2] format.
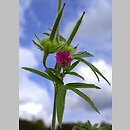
[19, 118, 112, 130]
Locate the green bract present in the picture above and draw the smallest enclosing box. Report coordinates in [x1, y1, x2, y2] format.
[40, 38, 58, 53]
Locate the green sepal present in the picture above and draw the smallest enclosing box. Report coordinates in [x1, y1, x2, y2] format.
[32, 40, 46, 51]
[34, 33, 41, 43]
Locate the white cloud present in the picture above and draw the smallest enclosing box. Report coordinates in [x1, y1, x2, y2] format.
[63, 59, 112, 123]
[62, 0, 112, 58]
[19, 46, 52, 126]
[62, 0, 112, 39]
[19, 46, 38, 78]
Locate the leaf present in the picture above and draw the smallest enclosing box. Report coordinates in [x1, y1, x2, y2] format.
[68, 87, 100, 114]
[22, 67, 51, 80]
[32, 40, 45, 51]
[76, 126, 86, 130]
[75, 57, 100, 82]
[65, 72, 85, 80]
[34, 33, 41, 43]
[50, 3, 66, 41]
[43, 32, 50, 36]
[45, 69, 64, 85]
[56, 86, 66, 127]
[72, 51, 94, 59]
[77, 58, 111, 86]
[65, 83, 101, 89]
[67, 61, 79, 72]
[86, 120, 92, 129]
[93, 123, 99, 129]
[66, 12, 85, 45]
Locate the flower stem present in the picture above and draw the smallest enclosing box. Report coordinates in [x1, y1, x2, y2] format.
[43, 53, 48, 69]
[52, 85, 58, 130]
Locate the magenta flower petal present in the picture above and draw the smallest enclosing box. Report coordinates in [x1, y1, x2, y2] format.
[56, 51, 73, 67]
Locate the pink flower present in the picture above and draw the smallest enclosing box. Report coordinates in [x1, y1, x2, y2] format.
[56, 51, 73, 67]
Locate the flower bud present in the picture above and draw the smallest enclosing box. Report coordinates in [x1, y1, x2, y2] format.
[40, 38, 58, 53]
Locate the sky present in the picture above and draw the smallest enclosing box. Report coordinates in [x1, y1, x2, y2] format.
[19, 0, 112, 126]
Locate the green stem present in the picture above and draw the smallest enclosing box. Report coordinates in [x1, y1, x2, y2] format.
[43, 53, 48, 69]
[52, 86, 58, 130]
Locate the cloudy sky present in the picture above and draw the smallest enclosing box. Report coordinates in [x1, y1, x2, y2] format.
[19, 0, 112, 126]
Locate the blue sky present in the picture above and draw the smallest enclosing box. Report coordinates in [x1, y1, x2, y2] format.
[19, 0, 112, 126]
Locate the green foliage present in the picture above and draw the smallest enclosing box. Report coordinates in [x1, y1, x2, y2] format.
[76, 121, 112, 130]
[65, 83, 101, 89]
[34, 32, 41, 43]
[50, 3, 66, 41]
[32, 40, 46, 51]
[66, 12, 85, 46]
[22, 0, 111, 129]
[45, 69, 64, 85]
[65, 71, 85, 80]
[56, 86, 67, 127]
[22, 67, 51, 80]
[71, 51, 94, 59]
[75, 58, 111, 85]
[19, 119, 112, 130]
[66, 61, 80, 72]
[66, 87, 100, 114]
